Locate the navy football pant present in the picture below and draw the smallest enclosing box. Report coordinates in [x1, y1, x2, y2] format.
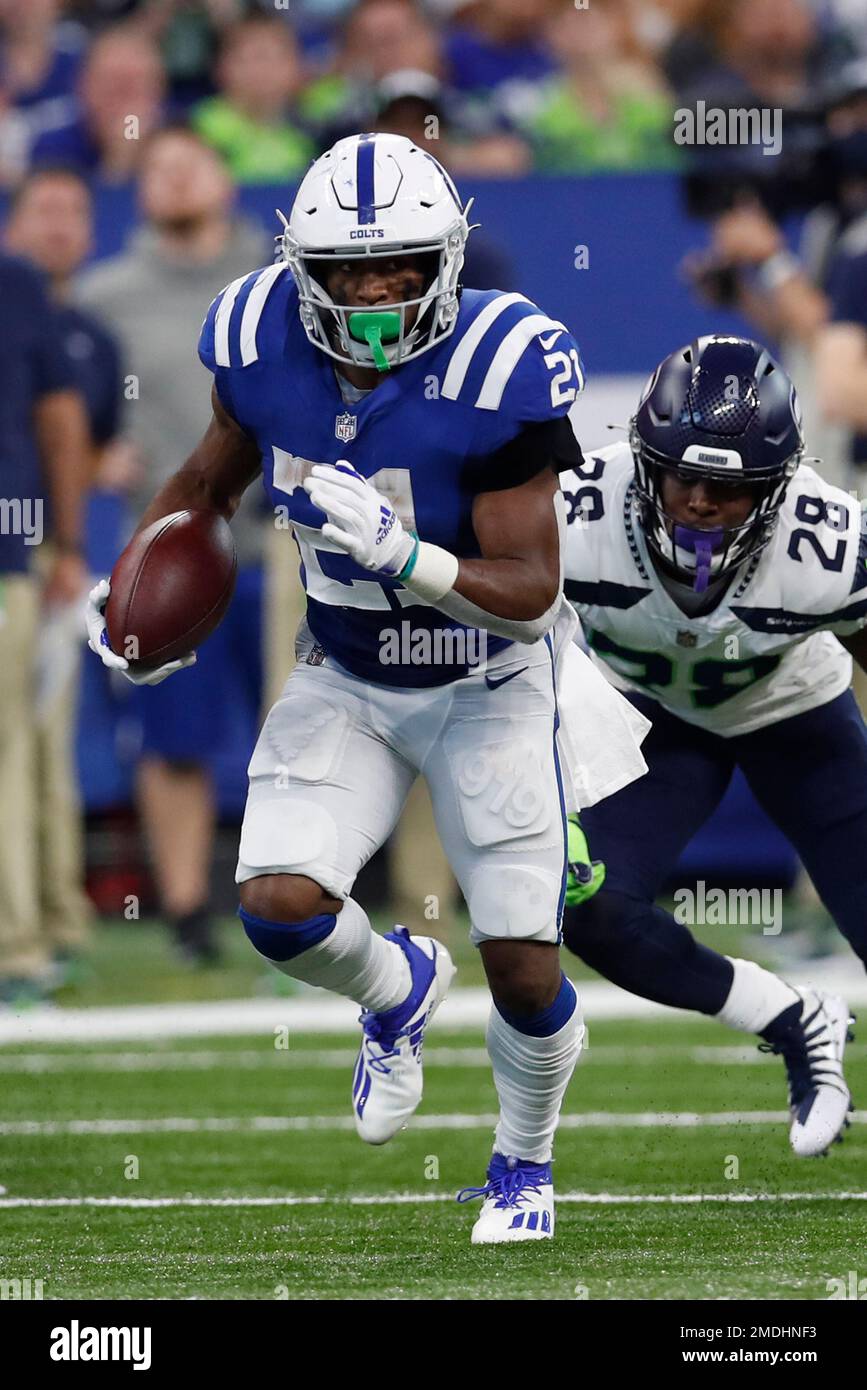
[563, 689, 867, 1014]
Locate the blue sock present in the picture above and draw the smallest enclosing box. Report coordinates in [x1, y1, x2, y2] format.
[238, 906, 336, 962]
[495, 974, 577, 1037]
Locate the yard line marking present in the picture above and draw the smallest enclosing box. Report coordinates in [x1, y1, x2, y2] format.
[1, 1111, 864, 1137]
[2, 959, 864, 1043]
[0, 1048, 489, 1073]
[2, 1043, 863, 1073]
[1, 1191, 866, 1210]
[0, 986, 678, 1043]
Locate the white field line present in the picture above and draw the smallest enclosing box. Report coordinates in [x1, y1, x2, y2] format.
[5, 1043, 866, 1073]
[1, 958, 864, 1044]
[2, 1044, 865, 1073]
[0, 985, 678, 1044]
[2, 1110, 865, 1137]
[1, 1191, 866, 1210]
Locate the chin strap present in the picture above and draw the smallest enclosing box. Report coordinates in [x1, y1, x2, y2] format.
[347, 310, 401, 372]
[672, 524, 724, 593]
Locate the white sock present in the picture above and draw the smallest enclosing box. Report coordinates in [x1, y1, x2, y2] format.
[486, 988, 585, 1164]
[716, 956, 800, 1034]
[256, 898, 411, 1012]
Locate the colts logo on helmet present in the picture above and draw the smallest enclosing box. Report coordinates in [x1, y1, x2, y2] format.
[335, 413, 357, 443]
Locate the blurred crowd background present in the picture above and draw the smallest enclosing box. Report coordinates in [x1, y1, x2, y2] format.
[4, 0, 867, 184]
[5, 0, 867, 1000]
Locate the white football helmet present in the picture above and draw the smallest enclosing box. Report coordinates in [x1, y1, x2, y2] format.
[278, 132, 473, 372]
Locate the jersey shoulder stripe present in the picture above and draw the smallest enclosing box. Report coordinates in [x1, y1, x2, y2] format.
[440, 292, 530, 400]
[199, 264, 292, 373]
[211, 273, 249, 368]
[441, 290, 581, 413]
[475, 313, 573, 410]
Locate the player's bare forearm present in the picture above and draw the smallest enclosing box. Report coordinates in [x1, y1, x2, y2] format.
[35, 389, 90, 550]
[135, 387, 262, 535]
[458, 467, 562, 620]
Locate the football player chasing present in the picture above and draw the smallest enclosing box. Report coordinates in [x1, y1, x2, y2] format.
[561, 336, 862, 1157]
[86, 134, 649, 1242]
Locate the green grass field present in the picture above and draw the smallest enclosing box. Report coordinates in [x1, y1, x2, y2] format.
[2, 916, 866, 1301]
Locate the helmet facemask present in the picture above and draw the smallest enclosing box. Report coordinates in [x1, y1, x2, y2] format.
[278, 215, 469, 372]
[630, 423, 800, 593]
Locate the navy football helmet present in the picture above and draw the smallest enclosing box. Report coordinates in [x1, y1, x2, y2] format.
[631, 336, 804, 591]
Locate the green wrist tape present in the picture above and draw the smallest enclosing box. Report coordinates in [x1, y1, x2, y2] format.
[397, 536, 420, 583]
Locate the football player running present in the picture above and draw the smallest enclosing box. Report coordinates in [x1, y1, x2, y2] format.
[561, 336, 863, 1157]
[86, 134, 649, 1242]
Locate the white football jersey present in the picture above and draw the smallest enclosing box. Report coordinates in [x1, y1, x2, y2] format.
[561, 442, 867, 736]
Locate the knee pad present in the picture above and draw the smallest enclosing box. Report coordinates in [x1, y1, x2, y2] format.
[237, 797, 338, 879]
[469, 863, 562, 941]
[238, 906, 335, 962]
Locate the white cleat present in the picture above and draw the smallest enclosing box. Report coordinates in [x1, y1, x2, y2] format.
[458, 1154, 555, 1244]
[352, 927, 455, 1145]
[760, 988, 854, 1157]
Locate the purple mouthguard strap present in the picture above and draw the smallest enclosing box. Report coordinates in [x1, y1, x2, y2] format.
[672, 525, 725, 593]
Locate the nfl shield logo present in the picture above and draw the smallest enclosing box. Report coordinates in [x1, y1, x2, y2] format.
[335, 412, 357, 443]
[676, 630, 698, 648]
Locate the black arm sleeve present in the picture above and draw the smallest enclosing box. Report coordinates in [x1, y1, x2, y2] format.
[465, 416, 584, 494]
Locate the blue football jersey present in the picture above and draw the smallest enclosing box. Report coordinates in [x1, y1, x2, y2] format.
[198, 265, 584, 686]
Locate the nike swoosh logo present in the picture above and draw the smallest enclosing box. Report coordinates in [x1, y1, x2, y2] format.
[538, 330, 564, 350]
[485, 666, 528, 690]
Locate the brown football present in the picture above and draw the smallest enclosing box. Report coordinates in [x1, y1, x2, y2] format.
[105, 510, 237, 669]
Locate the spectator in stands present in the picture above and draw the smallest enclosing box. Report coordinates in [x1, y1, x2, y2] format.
[670, 0, 832, 107]
[443, 0, 560, 96]
[191, 14, 314, 181]
[3, 168, 124, 995]
[135, 0, 247, 109]
[30, 24, 166, 181]
[299, 0, 444, 143]
[75, 124, 269, 965]
[511, 0, 680, 173]
[0, 0, 86, 148]
[0, 248, 91, 1006]
[7, 169, 123, 476]
[683, 58, 867, 490]
[814, 68, 867, 466]
[372, 67, 529, 175]
[303, 0, 524, 160]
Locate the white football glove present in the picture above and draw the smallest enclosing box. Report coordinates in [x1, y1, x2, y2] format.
[304, 461, 416, 576]
[85, 578, 196, 686]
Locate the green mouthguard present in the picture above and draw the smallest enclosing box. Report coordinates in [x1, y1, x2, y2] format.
[347, 310, 401, 372]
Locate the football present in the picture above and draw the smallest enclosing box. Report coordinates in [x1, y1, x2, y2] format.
[105, 509, 237, 669]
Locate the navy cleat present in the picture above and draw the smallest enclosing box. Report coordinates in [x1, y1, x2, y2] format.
[457, 1152, 555, 1244]
[352, 927, 454, 1145]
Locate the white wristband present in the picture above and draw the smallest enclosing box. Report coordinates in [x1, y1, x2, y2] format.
[400, 540, 460, 603]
